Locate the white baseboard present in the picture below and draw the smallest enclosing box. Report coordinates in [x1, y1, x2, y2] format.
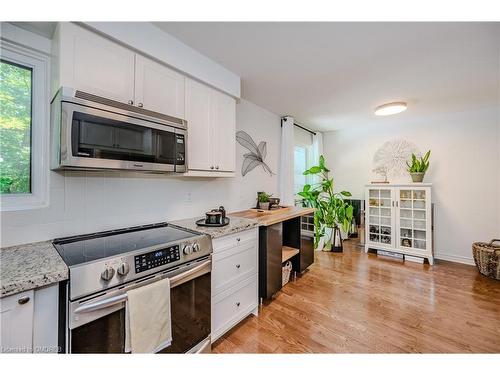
[434, 252, 475, 266]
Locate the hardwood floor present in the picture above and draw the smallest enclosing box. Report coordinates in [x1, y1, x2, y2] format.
[212, 241, 500, 353]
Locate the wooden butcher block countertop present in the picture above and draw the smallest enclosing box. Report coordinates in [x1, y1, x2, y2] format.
[230, 206, 315, 226]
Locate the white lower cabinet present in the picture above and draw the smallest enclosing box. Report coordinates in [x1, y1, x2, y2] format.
[0, 290, 34, 353]
[211, 228, 258, 342]
[0, 284, 59, 354]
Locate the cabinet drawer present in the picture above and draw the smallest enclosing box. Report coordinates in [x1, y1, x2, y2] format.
[212, 241, 257, 295]
[212, 276, 258, 339]
[212, 228, 257, 253]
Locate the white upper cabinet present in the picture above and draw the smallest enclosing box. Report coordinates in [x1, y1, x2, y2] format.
[52, 23, 237, 177]
[53, 23, 185, 119]
[134, 55, 185, 119]
[211, 91, 236, 172]
[54, 23, 135, 104]
[185, 78, 212, 171]
[185, 78, 236, 175]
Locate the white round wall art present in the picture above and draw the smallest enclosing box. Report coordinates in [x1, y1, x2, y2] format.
[372, 139, 421, 182]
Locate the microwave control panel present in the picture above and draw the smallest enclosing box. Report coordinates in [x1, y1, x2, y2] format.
[134, 245, 180, 273]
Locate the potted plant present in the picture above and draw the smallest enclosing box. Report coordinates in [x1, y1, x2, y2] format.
[258, 192, 271, 210]
[298, 156, 354, 252]
[406, 150, 431, 182]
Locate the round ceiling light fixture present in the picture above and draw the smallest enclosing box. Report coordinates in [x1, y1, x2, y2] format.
[374, 102, 407, 116]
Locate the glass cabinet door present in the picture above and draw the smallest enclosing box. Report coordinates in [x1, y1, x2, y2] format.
[367, 187, 394, 247]
[398, 188, 429, 251]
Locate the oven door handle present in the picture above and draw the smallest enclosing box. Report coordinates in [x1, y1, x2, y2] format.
[74, 258, 211, 314]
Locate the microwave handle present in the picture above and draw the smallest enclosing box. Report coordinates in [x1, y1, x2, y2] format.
[74, 258, 211, 314]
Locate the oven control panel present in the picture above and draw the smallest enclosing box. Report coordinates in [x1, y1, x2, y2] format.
[134, 245, 180, 273]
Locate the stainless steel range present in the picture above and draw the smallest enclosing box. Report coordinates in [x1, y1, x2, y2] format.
[53, 222, 212, 353]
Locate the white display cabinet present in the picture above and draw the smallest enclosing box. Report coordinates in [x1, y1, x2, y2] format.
[364, 184, 433, 265]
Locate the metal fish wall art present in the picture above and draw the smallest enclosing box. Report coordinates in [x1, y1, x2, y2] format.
[236, 130, 275, 177]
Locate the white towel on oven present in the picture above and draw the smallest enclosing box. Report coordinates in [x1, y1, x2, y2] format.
[125, 278, 172, 353]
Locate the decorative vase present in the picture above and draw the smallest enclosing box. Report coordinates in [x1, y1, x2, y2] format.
[321, 227, 343, 252]
[259, 202, 270, 210]
[321, 227, 333, 251]
[332, 226, 343, 253]
[316, 236, 325, 251]
[410, 172, 425, 182]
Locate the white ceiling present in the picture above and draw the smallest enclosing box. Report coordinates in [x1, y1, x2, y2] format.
[10, 22, 57, 38]
[154, 22, 500, 131]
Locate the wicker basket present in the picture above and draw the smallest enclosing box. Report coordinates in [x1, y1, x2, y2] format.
[472, 239, 500, 280]
[282, 261, 293, 286]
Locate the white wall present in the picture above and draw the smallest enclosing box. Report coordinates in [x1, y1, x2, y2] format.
[323, 107, 500, 264]
[0, 99, 280, 247]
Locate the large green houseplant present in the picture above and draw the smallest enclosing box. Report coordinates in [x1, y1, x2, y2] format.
[298, 156, 354, 251]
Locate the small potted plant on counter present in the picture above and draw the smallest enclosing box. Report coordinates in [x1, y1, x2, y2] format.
[407, 150, 431, 182]
[258, 192, 271, 210]
[298, 155, 353, 252]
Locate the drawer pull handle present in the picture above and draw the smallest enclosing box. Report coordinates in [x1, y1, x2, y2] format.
[18, 296, 30, 305]
[236, 302, 240, 307]
[236, 264, 241, 269]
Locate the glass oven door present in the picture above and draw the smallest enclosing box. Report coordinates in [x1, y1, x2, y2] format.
[69, 257, 211, 353]
[61, 101, 178, 172]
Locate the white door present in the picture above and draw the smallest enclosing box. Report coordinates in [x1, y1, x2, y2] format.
[366, 187, 396, 248]
[62, 25, 135, 104]
[211, 90, 236, 172]
[185, 78, 212, 171]
[396, 187, 432, 255]
[0, 290, 34, 353]
[134, 55, 185, 118]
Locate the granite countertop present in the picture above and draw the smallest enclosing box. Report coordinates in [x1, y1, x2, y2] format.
[171, 215, 259, 239]
[230, 206, 315, 226]
[1, 241, 68, 298]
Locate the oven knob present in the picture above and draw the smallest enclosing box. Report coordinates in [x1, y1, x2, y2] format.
[117, 263, 130, 277]
[183, 245, 192, 255]
[192, 243, 200, 252]
[101, 267, 115, 281]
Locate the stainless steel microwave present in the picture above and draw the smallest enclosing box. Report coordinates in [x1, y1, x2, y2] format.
[50, 87, 187, 173]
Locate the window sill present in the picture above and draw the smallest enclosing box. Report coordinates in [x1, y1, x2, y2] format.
[0, 195, 49, 212]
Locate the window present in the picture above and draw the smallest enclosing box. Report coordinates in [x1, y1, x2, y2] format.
[294, 145, 308, 195]
[0, 41, 48, 210]
[0, 60, 33, 194]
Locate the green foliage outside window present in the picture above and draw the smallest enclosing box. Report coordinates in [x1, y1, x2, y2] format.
[0, 60, 32, 194]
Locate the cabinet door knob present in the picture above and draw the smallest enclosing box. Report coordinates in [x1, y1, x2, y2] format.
[235, 302, 240, 307]
[18, 296, 30, 305]
[128, 100, 134, 105]
[215, 166, 219, 170]
[236, 264, 241, 269]
[210, 166, 214, 170]
[138, 103, 144, 108]
[236, 238, 240, 242]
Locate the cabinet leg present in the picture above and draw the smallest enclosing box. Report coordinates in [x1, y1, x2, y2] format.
[428, 256, 434, 266]
[364, 244, 369, 253]
[252, 306, 259, 317]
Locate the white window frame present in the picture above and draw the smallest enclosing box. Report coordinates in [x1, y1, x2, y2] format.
[0, 40, 49, 211]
